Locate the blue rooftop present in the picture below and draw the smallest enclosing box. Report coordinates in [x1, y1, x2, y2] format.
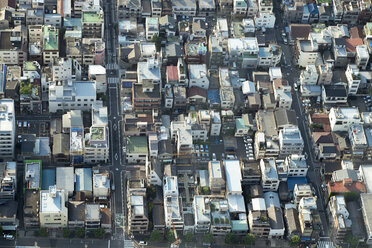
[41, 169, 55, 190]
[287, 177, 308, 191]
[208, 89, 221, 104]
[122, 81, 133, 88]
[308, 3, 318, 14]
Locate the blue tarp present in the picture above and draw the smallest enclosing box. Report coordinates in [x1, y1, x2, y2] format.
[207, 89, 220, 105]
[41, 168, 55, 190]
[287, 177, 308, 191]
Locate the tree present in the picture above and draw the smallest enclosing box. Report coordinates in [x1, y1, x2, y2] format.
[94, 228, 106, 239]
[62, 228, 71, 238]
[245, 233, 255, 246]
[39, 227, 48, 237]
[0, 225, 3, 235]
[184, 232, 194, 243]
[203, 233, 213, 244]
[150, 230, 162, 242]
[75, 228, 85, 238]
[225, 232, 235, 244]
[151, 34, 162, 52]
[290, 235, 301, 246]
[166, 230, 176, 243]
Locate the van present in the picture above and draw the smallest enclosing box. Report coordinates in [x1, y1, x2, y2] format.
[23, 121, 27, 128]
[111, 184, 115, 191]
[4, 234, 14, 240]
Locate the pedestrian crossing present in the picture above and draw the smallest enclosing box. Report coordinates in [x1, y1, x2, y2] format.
[107, 77, 119, 84]
[106, 63, 118, 70]
[317, 241, 335, 248]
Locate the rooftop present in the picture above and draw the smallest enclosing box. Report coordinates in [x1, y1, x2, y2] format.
[40, 186, 64, 213]
[126, 136, 148, 154]
[43, 26, 58, 51]
[25, 160, 41, 189]
[0, 99, 14, 132]
[224, 160, 242, 193]
[82, 12, 102, 23]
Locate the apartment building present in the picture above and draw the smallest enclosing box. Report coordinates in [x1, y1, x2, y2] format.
[208, 161, 226, 195]
[348, 124, 368, 158]
[329, 107, 362, 132]
[296, 39, 318, 68]
[294, 184, 313, 204]
[39, 186, 68, 228]
[172, 0, 196, 16]
[194, 196, 211, 233]
[328, 195, 351, 244]
[210, 199, 232, 235]
[117, 0, 142, 19]
[188, 64, 209, 89]
[228, 37, 259, 69]
[43, 26, 59, 65]
[81, 11, 104, 38]
[278, 127, 304, 157]
[356, 45, 369, 70]
[248, 198, 270, 238]
[285, 154, 308, 177]
[49, 80, 97, 113]
[145, 17, 159, 40]
[260, 159, 279, 192]
[0, 99, 15, 158]
[300, 64, 318, 85]
[127, 177, 149, 233]
[163, 176, 184, 230]
[126, 136, 148, 164]
[317, 64, 333, 85]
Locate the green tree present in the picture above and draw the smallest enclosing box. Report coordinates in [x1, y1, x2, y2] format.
[166, 230, 176, 243]
[203, 233, 212, 244]
[245, 233, 255, 245]
[62, 228, 71, 238]
[94, 228, 106, 239]
[0, 225, 3, 235]
[290, 235, 301, 246]
[150, 230, 162, 242]
[151, 34, 162, 52]
[39, 227, 48, 237]
[75, 228, 85, 238]
[225, 232, 235, 244]
[183, 232, 194, 243]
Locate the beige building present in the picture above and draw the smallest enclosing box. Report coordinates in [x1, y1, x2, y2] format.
[39, 186, 68, 228]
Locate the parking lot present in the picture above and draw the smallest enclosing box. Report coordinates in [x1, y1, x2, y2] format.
[17, 120, 50, 137]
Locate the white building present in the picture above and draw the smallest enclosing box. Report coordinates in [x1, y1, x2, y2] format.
[52, 58, 81, 82]
[329, 107, 362, 132]
[285, 154, 308, 177]
[220, 87, 235, 109]
[172, 0, 196, 16]
[39, 186, 68, 228]
[210, 111, 222, 136]
[255, 12, 276, 29]
[279, 127, 304, 156]
[345, 64, 361, 95]
[317, 64, 333, 85]
[296, 40, 318, 68]
[84, 102, 109, 164]
[148, 133, 158, 158]
[246, 0, 258, 17]
[49, 80, 96, 113]
[145, 17, 159, 40]
[360, 193, 372, 244]
[260, 159, 279, 192]
[356, 45, 369, 70]
[294, 184, 313, 204]
[300, 64, 318, 85]
[224, 160, 243, 195]
[188, 64, 209, 89]
[93, 171, 110, 198]
[233, 0, 247, 15]
[163, 176, 184, 230]
[193, 196, 211, 233]
[258, 45, 282, 68]
[0, 99, 15, 158]
[228, 38, 259, 69]
[88, 65, 106, 93]
[137, 59, 161, 85]
[44, 14, 62, 27]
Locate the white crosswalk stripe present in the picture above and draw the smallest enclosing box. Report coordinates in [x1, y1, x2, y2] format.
[107, 77, 119, 84]
[106, 63, 118, 70]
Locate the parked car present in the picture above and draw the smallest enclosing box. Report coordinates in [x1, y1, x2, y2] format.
[18, 122, 22, 128]
[3, 234, 14, 240]
[200, 145, 204, 152]
[212, 153, 216, 160]
[23, 121, 27, 128]
[139, 241, 148, 246]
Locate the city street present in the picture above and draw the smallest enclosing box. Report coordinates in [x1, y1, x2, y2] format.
[273, 2, 329, 237]
[103, 0, 127, 240]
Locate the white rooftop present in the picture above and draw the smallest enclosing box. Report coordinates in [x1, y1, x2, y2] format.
[131, 195, 145, 216]
[0, 99, 14, 132]
[89, 65, 106, 75]
[40, 186, 64, 213]
[189, 64, 207, 79]
[252, 198, 266, 211]
[228, 194, 246, 213]
[224, 160, 242, 194]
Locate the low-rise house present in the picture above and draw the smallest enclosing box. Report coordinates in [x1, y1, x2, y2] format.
[322, 84, 348, 105]
[284, 204, 301, 238]
[328, 195, 352, 244]
[294, 184, 313, 204]
[285, 154, 308, 177]
[329, 107, 362, 132]
[264, 192, 285, 238]
[172, 0, 196, 16]
[188, 64, 209, 89]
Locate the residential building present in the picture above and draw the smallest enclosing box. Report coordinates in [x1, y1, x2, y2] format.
[25, 160, 41, 190]
[163, 176, 184, 230]
[85, 204, 100, 229]
[360, 193, 372, 244]
[224, 160, 243, 195]
[188, 64, 209, 89]
[0, 99, 15, 158]
[300, 64, 318, 85]
[264, 192, 285, 238]
[233, 0, 247, 15]
[329, 107, 362, 132]
[92, 169, 110, 200]
[208, 161, 225, 195]
[172, 0, 196, 16]
[81, 11, 104, 38]
[260, 159, 279, 192]
[322, 84, 348, 105]
[284, 204, 301, 238]
[258, 44, 282, 68]
[126, 136, 148, 164]
[56, 167, 74, 197]
[43, 26, 59, 65]
[294, 184, 313, 204]
[39, 186, 68, 228]
[235, 114, 252, 137]
[228, 38, 259, 69]
[348, 124, 368, 158]
[118, 0, 142, 19]
[88, 65, 106, 93]
[356, 45, 369, 70]
[248, 198, 270, 238]
[328, 195, 352, 244]
[0, 162, 16, 200]
[210, 199, 232, 235]
[193, 196, 211, 233]
[285, 154, 308, 177]
[296, 39, 318, 68]
[346, 64, 361, 95]
[278, 127, 304, 157]
[127, 177, 149, 233]
[145, 17, 159, 40]
[317, 64, 333, 85]
[49, 80, 96, 113]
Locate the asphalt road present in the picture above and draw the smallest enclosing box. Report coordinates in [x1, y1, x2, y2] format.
[273, 2, 329, 237]
[103, 0, 127, 240]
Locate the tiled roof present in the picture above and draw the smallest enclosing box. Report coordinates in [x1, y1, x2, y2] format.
[346, 38, 363, 53]
[328, 180, 367, 194]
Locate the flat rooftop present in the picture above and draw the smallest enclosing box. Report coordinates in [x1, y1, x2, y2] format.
[25, 160, 41, 189]
[126, 136, 148, 154]
[82, 12, 101, 23]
